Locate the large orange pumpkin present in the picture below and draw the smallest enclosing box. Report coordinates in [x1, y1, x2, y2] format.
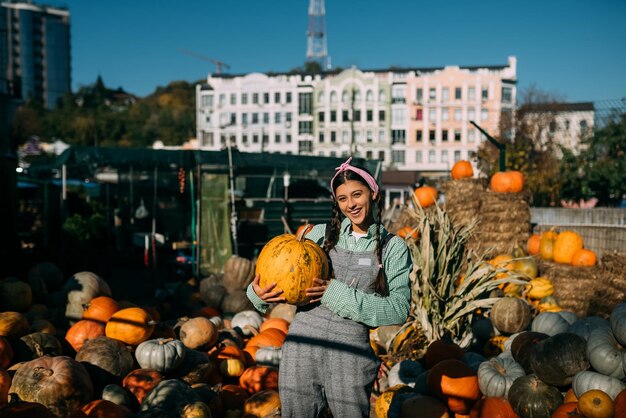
[414, 186, 438, 208]
[256, 228, 329, 306]
[469, 397, 517, 418]
[451, 160, 474, 179]
[259, 318, 290, 334]
[527, 234, 541, 256]
[239, 366, 279, 394]
[571, 248, 597, 267]
[552, 230, 584, 264]
[82, 296, 119, 324]
[105, 307, 154, 345]
[490, 171, 524, 193]
[552, 402, 585, 418]
[65, 319, 105, 352]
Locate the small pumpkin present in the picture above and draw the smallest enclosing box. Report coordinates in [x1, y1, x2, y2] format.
[577, 389, 614, 418]
[451, 160, 474, 179]
[424, 339, 464, 369]
[571, 248, 597, 266]
[242, 389, 281, 417]
[525, 277, 553, 299]
[399, 394, 449, 418]
[374, 384, 415, 418]
[178, 317, 218, 350]
[610, 302, 626, 346]
[76, 336, 135, 390]
[239, 366, 279, 395]
[0, 400, 55, 418]
[469, 397, 517, 418]
[135, 338, 186, 373]
[587, 326, 626, 379]
[573, 370, 626, 400]
[14, 332, 63, 361]
[0, 336, 14, 368]
[105, 307, 155, 346]
[219, 384, 249, 410]
[510, 331, 549, 374]
[614, 388, 626, 418]
[507, 374, 563, 418]
[427, 359, 481, 414]
[140, 379, 202, 414]
[82, 296, 119, 323]
[531, 311, 570, 336]
[231, 310, 264, 336]
[222, 255, 256, 294]
[413, 186, 438, 208]
[122, 368, 164, 405]
[65, 319, 106, 352]
[552, 402, 584, 418]
[490, 297, 531, 334]
[254, 346, 282, 367]
[219, 358, 245, 377]
[255, 228, 329, 306]
[490, 171, 524, 193]
[259, 318, 290, 334]
[0, 278, 32, 312]
[397, 226, 419, 240]
[387, 359, 425, 388]
[101, 383, 133, 409]
[73, 399, 131, 418]
[0, 311, 29, 338]
[181, 401, 212, 418]
[526, 234, 541, 256]
[552, 230, 584, 264]
[539, 229, 558, 261]
[477, 356, 525, 398]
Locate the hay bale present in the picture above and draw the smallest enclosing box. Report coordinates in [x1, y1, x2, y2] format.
[589, 252, 626, 317]
[443, 178, 487, 229]
[538, 260, 601, 317]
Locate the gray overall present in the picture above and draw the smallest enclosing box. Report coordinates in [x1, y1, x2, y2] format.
[279, 236, 391, 418]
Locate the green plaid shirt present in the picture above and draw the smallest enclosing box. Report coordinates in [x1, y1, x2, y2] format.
[247, 218, 412, 327]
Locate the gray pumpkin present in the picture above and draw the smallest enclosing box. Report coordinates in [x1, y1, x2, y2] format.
[135, 338, 186, 374]
[102, 383, 133, 408]
[531, 311, 569, 336]
[567, 316, 610, 341]
[76, 335, 134, 389]
[587, 326, 626, 379]
[572, 370, 626, 400]
[477, 356, 525, 399]
[141, 379, 202, 413]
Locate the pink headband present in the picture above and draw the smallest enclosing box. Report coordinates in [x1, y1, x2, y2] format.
[330, 157, 379, 198]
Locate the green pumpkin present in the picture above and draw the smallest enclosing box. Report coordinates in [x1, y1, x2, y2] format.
[529, 332, 589, 387]
[508, 374, 563, 418]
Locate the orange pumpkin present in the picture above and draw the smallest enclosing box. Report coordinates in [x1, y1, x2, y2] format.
[65, 319, 105, 352]
[397, 226, 419, 240]
[244, 328, 287, 361]
[414, 186, 438, 208]
[244, 389, 281, 418]
[490, 171, 524, 193]
[552, 230, 584, 264]
[527, 234, 541, 256]
[577, 389, 614, 418]
[220, 384, 249, 410]
[564, 388, 578, 403]
[122, 368, 163, 404]
[451, 160, 474, 180]
[0, 368, 10, 407]
[508, 171, 525, 192]
[194, 306, 221, 319]
[571, 248, 597, 267]
[469, 397, 517, 418]
[105, 307, 154, 345]
[552, 402, 584, 418]
[239, 366, 279, 394]
[256, 228, 329, 306]
[614, 388, 626, 418]
[259, 318, 290, 334]
[0, 311, 29, 338]
[0, 337, 14, 369]
[72, 399, 130, 418]
[82, 296, 119, 324]
[210, 344, 247, 364]
[427, 359, 481, 414]
[539, 229, 559, 261]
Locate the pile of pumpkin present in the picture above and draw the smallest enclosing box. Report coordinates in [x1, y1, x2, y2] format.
[374, 302, 626, 418]
[0, 260, 298, 418]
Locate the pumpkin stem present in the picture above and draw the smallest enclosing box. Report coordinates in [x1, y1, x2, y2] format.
[159, 338, 174, 345]
[33, 366, 53, 379]
[295, 224, 312, 242]
[148, 320, 158, 327]
[8, 393, 21, 404]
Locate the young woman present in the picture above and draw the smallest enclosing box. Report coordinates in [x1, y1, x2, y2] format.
[247, 157, 412, 417]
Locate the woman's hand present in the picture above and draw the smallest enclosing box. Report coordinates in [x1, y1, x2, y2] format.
[252, 274, 287, 303]
[306, 278, 330, 303]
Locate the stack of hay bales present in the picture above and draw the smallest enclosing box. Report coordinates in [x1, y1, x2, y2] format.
[588, 252, 626, 317]
[442, 178, 486, 231]
[537, 260, 600, 317]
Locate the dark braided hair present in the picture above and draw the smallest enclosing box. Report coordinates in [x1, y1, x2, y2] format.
[323, 168, 388, 296]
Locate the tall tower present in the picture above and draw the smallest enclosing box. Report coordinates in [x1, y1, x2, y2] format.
[306, 0, 328, 70]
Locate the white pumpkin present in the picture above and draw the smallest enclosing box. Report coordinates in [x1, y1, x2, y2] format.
[209, 315, 224, 330]
[231, 310, 263, 336]
[255, 346, 282, 367]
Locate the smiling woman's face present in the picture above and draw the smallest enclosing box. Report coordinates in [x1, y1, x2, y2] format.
[335, 179, 377, 234]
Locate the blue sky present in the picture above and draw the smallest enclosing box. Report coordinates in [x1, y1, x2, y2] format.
[47, 0, 626, 102]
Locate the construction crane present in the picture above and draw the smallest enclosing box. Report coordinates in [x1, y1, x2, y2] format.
[178, 48, 231, 75]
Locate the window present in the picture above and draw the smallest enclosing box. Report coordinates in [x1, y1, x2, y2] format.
[203, 131, 214, 146]
[286, 112, 292, 122]
[392, 108, 407, 125]
[330, 91, 337, 103]
[564, 119, 570, 130]
[286, 134, 292, 143]
[442, 87, 449, 102]
[274, 112, 281, 124]
[242, 134, 248, 145]
[275, 92, 281, 104]
[252, 113, 259, 124]
[331, 131, 336, 143]
[342, 90, 350, 103]
[366, 151, 373, 159]
[366, 130, 373, 142]
[468, 109, 476, 121]
[379, 90, 387, 103]
[442, 108, 449, 121]
[262, 134, 269, 145]
[442, 130, 448, 142]
[253, 134, 259, 144]
[354, 110, 361, 122]
[454, 150, 461, 162]
[416, 88, 423, 103]
[468, 87, 476, 101]
[286, 92, 292, 103]
[441, 150, 448, 163]
[428, 150, 436, 163]
[429, 88, 436, 101]
[318, 111, 325, 122]
[482, 87, 489, 100]
[392, 85, 406, 103]
[201, 95, 213, 107]
[228, 93, 237, 105]
[275, 134, 281, 144]
[416, 130, 423, 142]
[455, 87, 462, 100]
[263, 113, 269, 124]
[454, 130, 461, 141]
[379, 130, 385, 141]
[342, 131, 349, 143]
[429, 108, 436, 122]
[317, 91, 324, 103]
[354, 131, 361, 143]
[299, 140, 313, 153]
[298, 121, 313, 134]
[366, 90, 373, 103]
[354, 90, 361, 102]
[330, 110, 337, 122]
[415, 109, 423, 121]
[252, 93, 259, 104]
[549, 121, 557, 133]
[502, 87, 512, 103]
[318, 132, 324, 143]
[429, 130, 436, 142]
[379, 110, 386, 122]
[392, 130, 406, 144]
[299, 92, 312, 115]
[242, 113, 248, 126]
[343, 110, 350, 122]
[219, 94, 226, 105]
[367, 110, 373, 122]
[416, 151, 423, 163]
[242, 93, 248, 105]
[454, 108, 462, 121]
[379, 151, 385, 162]
[264, 93, 270, 104]
[481, 109, 488, 121]
[392, 150, 405, 164]
[468, 129, 476, 142]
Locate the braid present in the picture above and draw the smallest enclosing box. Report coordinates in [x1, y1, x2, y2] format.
[323, 202, 342, 254]
[374, 196, 388, 295]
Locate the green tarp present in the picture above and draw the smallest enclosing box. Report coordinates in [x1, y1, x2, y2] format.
[200, 173, 231, 275]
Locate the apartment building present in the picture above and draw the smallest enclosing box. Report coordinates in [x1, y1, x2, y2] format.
[196, 56, 517, 176]
[1, 1, 71, 109]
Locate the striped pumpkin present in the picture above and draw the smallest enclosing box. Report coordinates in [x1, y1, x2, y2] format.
[256, 226, 329, 306]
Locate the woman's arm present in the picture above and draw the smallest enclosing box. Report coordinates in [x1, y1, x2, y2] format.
[320, 236, 412, 327]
